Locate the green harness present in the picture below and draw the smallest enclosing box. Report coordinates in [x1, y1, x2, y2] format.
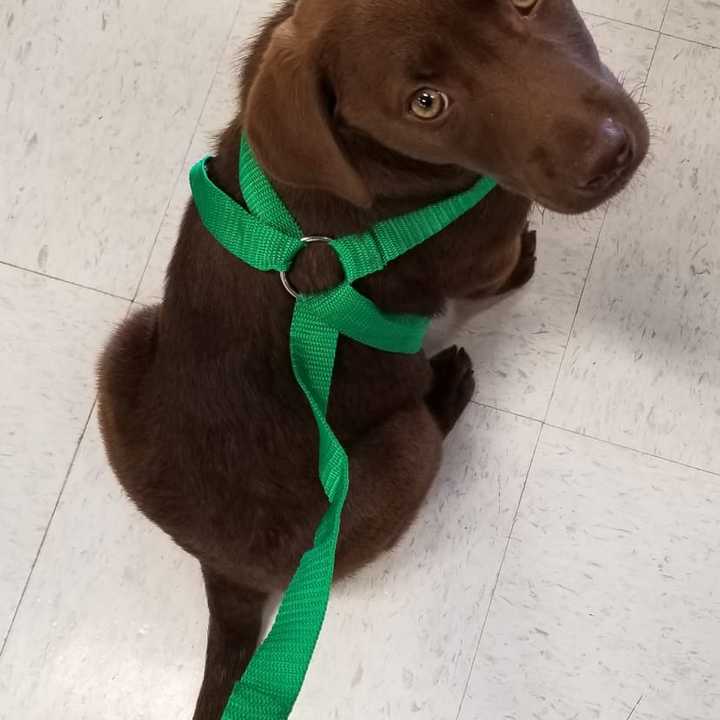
[189, 137, 496, 719]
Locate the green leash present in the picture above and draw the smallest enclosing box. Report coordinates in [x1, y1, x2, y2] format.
[189, 138, 496, 719]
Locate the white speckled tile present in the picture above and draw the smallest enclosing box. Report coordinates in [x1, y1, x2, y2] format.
[0, 415, 207, 720]
[582, 14, 660, 85]
[0, 0, 240, 298]
[290, 405, 540, 720]
[426, 18, 657, 421]
[425, 221, 599, 420]
[136, 8, 269, 305]
[0, 403, 539, 719]
[577, 0, 667, 29]
[0, 265, 127, 644]
[549, 36, 720, 472]
[459, 426, 720, 720]
[664, 0, 720, 46]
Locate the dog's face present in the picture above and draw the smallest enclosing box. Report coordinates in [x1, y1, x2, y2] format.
[245, 0, 649, 214]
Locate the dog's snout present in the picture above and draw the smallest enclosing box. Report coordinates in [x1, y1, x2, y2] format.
[577, 117, 634, 192]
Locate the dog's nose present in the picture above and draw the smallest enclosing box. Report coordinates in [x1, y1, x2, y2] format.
[577, 118, 633, 192]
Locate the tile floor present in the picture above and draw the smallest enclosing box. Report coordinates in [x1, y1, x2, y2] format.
[1, 1, 719, 718]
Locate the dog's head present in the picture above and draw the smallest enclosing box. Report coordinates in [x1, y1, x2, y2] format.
[245, 0, 649, 214]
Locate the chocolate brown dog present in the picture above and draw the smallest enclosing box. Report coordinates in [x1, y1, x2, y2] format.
[98, 0, 648, 717]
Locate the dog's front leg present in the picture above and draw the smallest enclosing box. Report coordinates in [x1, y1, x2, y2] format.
[425, 345, 476, 435]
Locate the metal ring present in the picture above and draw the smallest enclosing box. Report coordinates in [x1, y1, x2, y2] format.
[280, 271, 300, 299]
[301, 235, 333, 245]
[280, 236, 333, 299]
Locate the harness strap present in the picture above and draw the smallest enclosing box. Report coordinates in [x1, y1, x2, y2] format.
[331, 175, 497, 283]
[189, 137, 496, 719]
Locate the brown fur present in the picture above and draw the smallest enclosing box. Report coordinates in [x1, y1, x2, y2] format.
[98, 0, 648, 717]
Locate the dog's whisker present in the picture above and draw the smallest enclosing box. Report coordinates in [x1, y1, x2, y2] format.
[628, 81, 648, 102]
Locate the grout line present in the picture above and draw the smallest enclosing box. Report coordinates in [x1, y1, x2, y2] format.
[660, 30, 720, 51]
[645, 34, 664, 87]
[0, 259, 132, 303]
[626, 694, 644, 719]
[469, 397, 542, 426]
[130, 3, 244, 304]
[0, 399, 98, 659]
[581, 8, 720, 52]
[645, 0, 673, 75]
[0, 302, 135, 659]
[472, 397, 720, 477]
[658, 0, 674, 34]
[473, 398, 720, 477]
[542, 206, 609, 423]
[454, 422, 545, 720]
[543, 420, 720, 478]
[582, 9, 659, 33]
[541, 9, 668, 427]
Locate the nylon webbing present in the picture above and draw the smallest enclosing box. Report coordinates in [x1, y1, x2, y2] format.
[189, 137, 496, 719]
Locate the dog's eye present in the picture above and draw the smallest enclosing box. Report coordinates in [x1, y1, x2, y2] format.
[512, 0, 538, 12]
[409, 89, 449, 120]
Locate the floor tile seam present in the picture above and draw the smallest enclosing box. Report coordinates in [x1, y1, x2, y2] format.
[471, 399, 720, 477]
[543, 420, 720, 477]
[582, 9, 659, 33]
[131, 0, 246, 303]
[453, 421, 545, 720]
[0, 399, 98, 659]
[0, 302, 135, 659]
[0, 260, 133, 303]
[541, 18, 670, 426]
[581, 5, 720, 48]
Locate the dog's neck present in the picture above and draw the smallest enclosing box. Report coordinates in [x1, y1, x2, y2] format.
[210, 112, 486, 316]
[215, 119, 476, 226]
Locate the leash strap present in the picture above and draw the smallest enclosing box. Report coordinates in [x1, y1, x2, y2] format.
[189, 138, 496, 719]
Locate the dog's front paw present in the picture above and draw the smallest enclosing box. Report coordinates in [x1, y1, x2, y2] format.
[426, 346, 476, 435]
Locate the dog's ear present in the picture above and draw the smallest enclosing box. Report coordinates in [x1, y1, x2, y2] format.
[245, 21, 372, 208]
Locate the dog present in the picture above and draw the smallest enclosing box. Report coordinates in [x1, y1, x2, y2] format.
[98, 0, 648, 717]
